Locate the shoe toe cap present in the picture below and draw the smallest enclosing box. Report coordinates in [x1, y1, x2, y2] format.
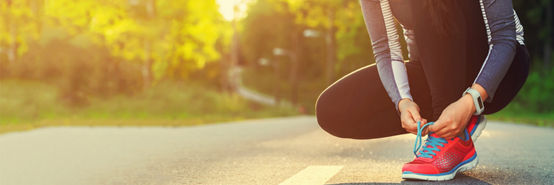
[402, 162, 440, 174]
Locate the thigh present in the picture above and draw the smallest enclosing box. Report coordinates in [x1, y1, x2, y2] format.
[316, 62, 431, 139]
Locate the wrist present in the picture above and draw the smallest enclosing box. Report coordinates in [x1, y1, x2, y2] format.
[471, 83, 488, 101]
[461, 94, 476, 113]
[398, 98, 412, 112]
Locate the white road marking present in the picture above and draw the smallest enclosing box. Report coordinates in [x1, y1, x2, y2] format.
[279, 165, 344, 185]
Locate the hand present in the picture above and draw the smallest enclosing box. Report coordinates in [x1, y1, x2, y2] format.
[429, 84, 488, 139]
[429, 94, 475, 139]
[398, 98, 427, 135]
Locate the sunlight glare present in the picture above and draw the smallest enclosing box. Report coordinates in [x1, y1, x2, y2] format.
[216, 0, 250, 21]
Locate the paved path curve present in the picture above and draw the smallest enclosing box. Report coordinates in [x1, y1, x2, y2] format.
[0, 116, 552, 185]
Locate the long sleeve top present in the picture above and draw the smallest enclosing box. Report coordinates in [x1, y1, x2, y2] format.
[360, 0, 525, 110]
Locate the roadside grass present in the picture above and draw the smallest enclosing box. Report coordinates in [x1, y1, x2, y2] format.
[487, 103, 554, 127]
[1, 79, 551, 135]
[0, 80, 299, 134]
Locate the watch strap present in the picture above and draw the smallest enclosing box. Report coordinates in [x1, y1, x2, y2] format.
[463, 88, 484, 115]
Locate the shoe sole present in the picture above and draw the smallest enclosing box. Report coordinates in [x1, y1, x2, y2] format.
[402, 154, 479, 181]
[471, 116, 487, 142]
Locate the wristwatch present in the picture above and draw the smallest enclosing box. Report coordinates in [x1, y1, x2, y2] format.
[463, 87, 484, 115]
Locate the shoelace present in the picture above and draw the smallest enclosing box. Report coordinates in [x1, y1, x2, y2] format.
[413, 121, 447, 158]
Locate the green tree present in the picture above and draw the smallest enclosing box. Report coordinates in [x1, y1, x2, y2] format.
[43, 0, 226, 86]
[241, 0, 372, 107]
[0, 0, 43, 63]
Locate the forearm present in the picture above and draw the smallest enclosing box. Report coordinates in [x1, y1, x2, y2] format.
[473, 42, 516, 101]
[361, 0, 413, 110]
[376, 61, 412, 109]
[475, 0, 519, 101]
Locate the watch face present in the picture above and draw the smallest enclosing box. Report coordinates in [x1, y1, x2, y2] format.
[477, 97, 484, 109]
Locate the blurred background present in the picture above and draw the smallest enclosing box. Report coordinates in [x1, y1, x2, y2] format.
[0, 0, 552, 133]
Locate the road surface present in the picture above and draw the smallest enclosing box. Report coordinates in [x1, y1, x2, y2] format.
[0, 116, 552, 185]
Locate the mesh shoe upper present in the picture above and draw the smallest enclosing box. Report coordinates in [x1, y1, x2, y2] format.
[403, 127, 476, 175]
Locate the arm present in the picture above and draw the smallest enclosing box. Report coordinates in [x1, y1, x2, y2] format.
[474, 0, 522, 101]
[360, 0, 426, 134]
[430, 0, 523, 139]
[360, 0, 412, 110]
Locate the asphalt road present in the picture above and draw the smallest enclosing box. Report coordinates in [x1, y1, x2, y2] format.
[0, 116, 552, 185]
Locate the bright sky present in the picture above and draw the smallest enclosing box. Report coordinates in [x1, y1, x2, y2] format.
[216, 0, 251, 21]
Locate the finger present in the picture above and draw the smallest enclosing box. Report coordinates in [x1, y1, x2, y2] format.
[452, 128, 464, 139]
[436, 126, 457, 139]
[405, 110, 417, 125]
[409, 108, 422, 122]
[434, 122, 451, 135]
[419, 118, 428, 127]
[440, 134, 453, 140]
[414, 118, 428, 135]
[442, 132, 456, 139]
[446, 124, 464, 139]
[405, 123, 417, 135]
[434, 130, 450, 138]
[404, 124, 417, 135]
[400, 119, 409, 133]
[420, 119, 429, 135]
[401, 114, 417, 134]
[429, 119, 449, 135]
[405, 113, 418, 129]
[428, 121, 441, 133]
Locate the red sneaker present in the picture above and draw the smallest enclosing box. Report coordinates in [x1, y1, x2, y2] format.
[402, 123, 478, 181]
[467, 115, 487, 142]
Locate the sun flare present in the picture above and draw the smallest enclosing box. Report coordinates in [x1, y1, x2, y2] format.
[216, 0, 250, 21]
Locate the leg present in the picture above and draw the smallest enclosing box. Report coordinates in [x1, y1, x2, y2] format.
[315, 62, 431, 139]
[413, 0, 480, 120]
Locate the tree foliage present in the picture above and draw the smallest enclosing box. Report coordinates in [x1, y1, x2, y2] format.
[42, 0, 226, 81]
[0, 0, 42, 62]
[0, 0, 551, 112]
[0, 0, 229, 104]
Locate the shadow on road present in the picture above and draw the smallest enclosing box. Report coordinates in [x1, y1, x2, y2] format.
[328, 174, 491, 185]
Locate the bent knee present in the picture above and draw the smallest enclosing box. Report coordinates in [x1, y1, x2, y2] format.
[315, 90, 351, 138]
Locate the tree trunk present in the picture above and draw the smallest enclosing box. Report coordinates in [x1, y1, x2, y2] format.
[229, 19, 240, 91]
[142, 0, 156, 88]
[7, 1, 17, 64]
[7, 41, 16, 64]
[289, 31, 300, 105]
[325, 10, 337, 85]
[544, 0, 552, 69]
[142, 42, 153, 88]
[273, 58, 281, 105]
[146, 0, 156, 18]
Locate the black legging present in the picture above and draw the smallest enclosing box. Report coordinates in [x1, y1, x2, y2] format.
[315, 0, 530, 139]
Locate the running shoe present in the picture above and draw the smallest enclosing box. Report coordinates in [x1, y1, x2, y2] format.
[467, 115, 487, 142]
[401, 122, 478, 181]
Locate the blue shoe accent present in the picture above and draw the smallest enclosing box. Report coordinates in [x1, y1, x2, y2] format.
[469, 116, 482, 136]
[413, 122, 447, 158]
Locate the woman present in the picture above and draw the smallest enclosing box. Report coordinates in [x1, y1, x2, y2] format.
[315, 0, 529, 181]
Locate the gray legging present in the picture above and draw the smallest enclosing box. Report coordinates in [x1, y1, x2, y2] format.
[315, 0, 529, 139]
